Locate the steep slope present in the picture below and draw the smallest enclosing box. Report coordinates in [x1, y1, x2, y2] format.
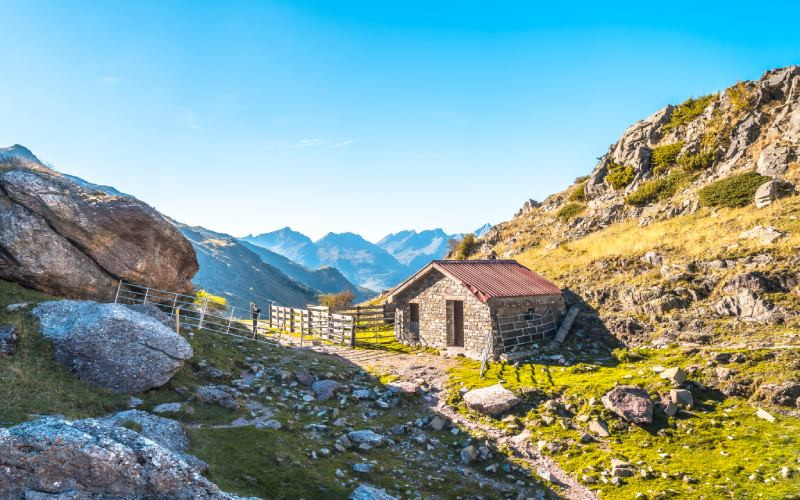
[238, 240, 374, 301]
[241, 228, 320, 269]
[377, 228, 457, 271]
[176, 223, 317, 308]
[0, 145, 198, 300]
[315, 232, 408, 290]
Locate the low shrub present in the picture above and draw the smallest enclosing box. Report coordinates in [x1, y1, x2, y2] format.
[678, 149, 715, 171]
[726, 81, 752, 113]
[568, 181, 587, 202]
[651, 142, 683, 175]
[606, 162, 635, 190]
[625, 170, 694, 206]
[574, 175, 589, 183]
[451, 233, 478, 260]
[697, 171, 771, 208]
[662, 94, 717, 132]
[557, 202, 585, 220]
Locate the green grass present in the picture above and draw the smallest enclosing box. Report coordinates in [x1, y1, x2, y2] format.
[606, 162, 635, 190]
[0, 281, 128, 425]
[557, 202, 586, 220]
[663, 94, 717, 132]
[651, 142, 684, 175]
[698, 171, 771, 208]
[625, 170, 694, 207]
[448, 347, 800, 498]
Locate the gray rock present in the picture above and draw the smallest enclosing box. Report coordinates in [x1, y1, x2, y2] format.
[0, 164, 197, 300]
[347, 430, 385, 447]
[254, 419, 283, 430]
[6, 302, 30, 312]
[386, 381, 418, 394]
[641, 251, 663, 267]
[755, 381, 800, 408]
[756, 143, 797, 177]
[428, 416, 447, 431]
[460, 445, 478, 464]
[670, 389, 693, 407]
[462, 384, 520, 416]
[123, 303, 174, 328]
[153, 402, 183, 414]
[195, 385, 239, 410]
[739, 225, 785, 244]
[349, 484, 398, 500]
[755, 179, 795, 208]
[660, 367, 687, 385]
[0, 417, 241, 498]
[588, 419, 610, 437]
[352, 463, 374, 474]
[311, 380, 342, 401]
[0, 325, 18, 356]
[32, 300, 192, 393]
[294, 370, 314, 386]
[714, 289, 783, 323]
[352, 389, 373, 400]
[128, 397, 144, 408]
[601, 385, 653, 424]
[662, 401, 678, 417]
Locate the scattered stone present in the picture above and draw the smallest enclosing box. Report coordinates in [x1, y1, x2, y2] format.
[295, 370, 315, 386]
[0, 325, 18, 356]
[537, 468, 553, 482]
[660, 367, 687, 385]
[311, 380, 342, 401]
[641, 251, 663, 267]
[611, 459, 634, 478]
[428, 416, 447, 431]
[128, 397, 144, 408]
[580, 432, 593, 444]
[254, 419, 282, 430]
[756, 408, 776, 423]
[714, 289, 783, 323]
[31, 301, 192, 393]
[462, 384, 520, 416]
[194, 385, 239, 410]
[386, 381, 418, 395]
[738, 225, 785, 244]
[5, 302, 30, 312]
[588, 419, 610, 437]
[754, 381, 800, 408]
[152, 402, 182, 414]
[0, 417, 237, 498]
[460, 445, 478, 464]
[352, 389, 373, 400]
[662, 401, 678, 417]
[670, 389, 693, 407]
[602, 386, 654, 424]
[348, 430, 385, 447]
[349, 484, 398, 500]
[352, 463, 374, 474]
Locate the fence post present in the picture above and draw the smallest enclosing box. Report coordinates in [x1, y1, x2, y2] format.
[350, 319, 356, 348]
[175, 307, 181, 333]
[171, 292, 179, 317]
[114, 280, 123, 303]
[198, 297, 208, 330]
[225, 307, 235, 334]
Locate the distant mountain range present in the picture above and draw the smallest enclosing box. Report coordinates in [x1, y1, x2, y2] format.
[242, 224, 491, 290]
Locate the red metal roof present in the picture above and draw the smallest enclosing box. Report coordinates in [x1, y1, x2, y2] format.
[432, 259, 562, 302]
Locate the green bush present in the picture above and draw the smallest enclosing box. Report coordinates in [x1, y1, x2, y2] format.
[451, 233, 478, 260]
[625, 170, 694, 206]
[651, 142, 683, 175]
[568, 181, 587, 202]
[697, 171, 771, 208]
[726, 81, 752, 113]
[662, 94, 717, 132]
[677, 149, 715, 171]
[574, 175, 589, 183]
[557, 202, 585, 220]
[606, 162, 635, 190]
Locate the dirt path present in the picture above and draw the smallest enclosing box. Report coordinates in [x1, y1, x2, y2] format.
[312, 345, 595, 500]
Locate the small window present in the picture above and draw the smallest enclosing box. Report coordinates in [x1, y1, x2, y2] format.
[410, 303, 420, 322]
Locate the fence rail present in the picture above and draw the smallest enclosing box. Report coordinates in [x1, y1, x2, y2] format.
[331, 304, 395, 330]
[114, 281, 357, 348]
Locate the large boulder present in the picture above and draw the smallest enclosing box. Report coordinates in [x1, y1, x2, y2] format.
[0, 417, 243, 498]
[462, 384, 520, 416]
[0, 146, 197, 300]
[714, 289, 783, 323]
[601, 385, 654, 424]
[32, 300, 193, 393]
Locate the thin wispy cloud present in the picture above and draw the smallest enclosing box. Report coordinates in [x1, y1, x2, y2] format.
[268, 138, 358, 150]
[181, 109, 200, 129]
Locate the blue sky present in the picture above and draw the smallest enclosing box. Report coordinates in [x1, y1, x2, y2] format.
[2, 1, 799, 241]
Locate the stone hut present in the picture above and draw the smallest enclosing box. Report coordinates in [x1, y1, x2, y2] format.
[387, 260, 565, 360]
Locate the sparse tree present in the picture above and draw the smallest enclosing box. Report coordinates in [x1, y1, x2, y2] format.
[318, 290, 355, 308]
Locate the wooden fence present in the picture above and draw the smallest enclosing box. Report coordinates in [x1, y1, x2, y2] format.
[269, 304, 355, 346]
[330, 304, 395, 330]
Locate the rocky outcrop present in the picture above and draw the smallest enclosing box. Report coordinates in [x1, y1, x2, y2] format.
[0, 145, 198, 300]
[714, 289, 783, 323]
[32, 300, 193, 393]
[754, 179, 795, 208]
[0, 416, 244, 498]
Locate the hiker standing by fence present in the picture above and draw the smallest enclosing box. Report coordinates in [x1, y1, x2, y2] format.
[251, 303, 261, 334]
